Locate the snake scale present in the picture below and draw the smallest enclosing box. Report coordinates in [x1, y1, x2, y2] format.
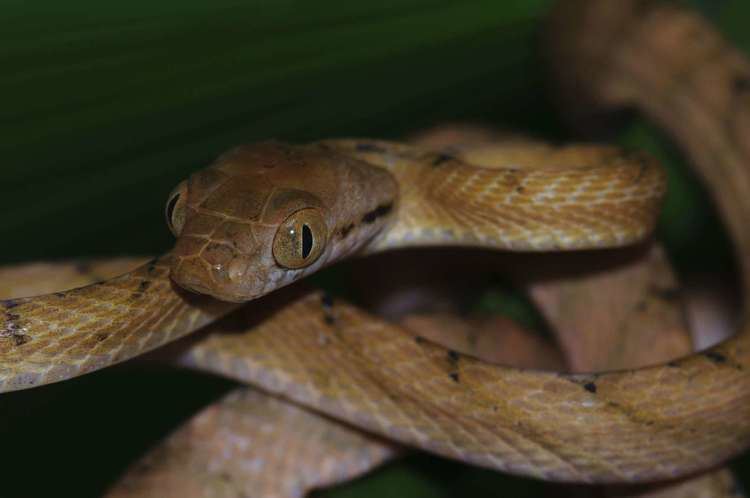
[2, 0, 750, 494]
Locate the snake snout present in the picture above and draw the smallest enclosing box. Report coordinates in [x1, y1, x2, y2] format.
[171, 238, 273, 303]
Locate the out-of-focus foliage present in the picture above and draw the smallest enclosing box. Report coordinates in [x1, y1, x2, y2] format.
[0, 1, 746, 497]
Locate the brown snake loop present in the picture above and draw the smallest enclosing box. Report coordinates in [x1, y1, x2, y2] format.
[2, 0, 750, 488]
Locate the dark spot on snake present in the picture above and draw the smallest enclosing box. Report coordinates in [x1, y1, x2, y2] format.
[321, 293, 334, 309]
[447, 350, 460, 364]
[4, 311, 29, 346]
[12, 334, 31, 346]
[516, 186, 525, 193]
[339, 223, 355, 239]
[667, 361, 680, 368]
[129, 279, 152, 300]
[414, 336, 426, 344]
[583, 382, 597, 394]
[2, 299, 19, 309]
[147, 259, 158, 274]
[566, 374, 600, 390]
[355, 143, 386, 153]
[449, 372, 460, 383]
[96, 333, 109, 342]
[704, 351, 727, 364]
[324, 313, 335, 326]
[362, 203, 394, 224]
[54, 292, 66, 298]
[733, 75, 750, 94]
[431, 153, 454, 167]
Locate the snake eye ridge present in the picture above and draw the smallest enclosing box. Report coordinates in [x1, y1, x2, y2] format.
[165, 180, 188, 237]
[273, 208, 327, 269]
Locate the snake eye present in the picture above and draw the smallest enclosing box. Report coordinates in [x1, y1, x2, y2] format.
[165, 180, 188, 237]
[273, 208, 328, 269]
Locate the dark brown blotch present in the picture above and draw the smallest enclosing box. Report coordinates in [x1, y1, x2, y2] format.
[12, 334, 31, 346]
[362, 203, 394, 224]
[431, 153, 454, 167]
[2, 299, 19, 309]
[447, 350, 460, 364]
[704, 351, 727, 364]
[339, 223, 355, 239]
[130, 281, 151, 300]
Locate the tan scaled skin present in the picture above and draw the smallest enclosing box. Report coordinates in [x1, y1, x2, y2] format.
[0, 125, 742, 486]
[101, 119, 746, 484]
[0, 1, 748, 490]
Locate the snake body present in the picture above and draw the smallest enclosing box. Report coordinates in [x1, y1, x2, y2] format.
[0, 139, 662, 394]
[3, 0, 750, 489]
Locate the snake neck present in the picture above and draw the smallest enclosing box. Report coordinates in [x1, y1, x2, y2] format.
[322, 138, 665, 254]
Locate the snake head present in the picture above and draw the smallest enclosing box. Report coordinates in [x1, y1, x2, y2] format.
[166, 141, 397, 302]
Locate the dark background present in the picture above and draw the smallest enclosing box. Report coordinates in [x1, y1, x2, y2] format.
[0, 1, 747, 496]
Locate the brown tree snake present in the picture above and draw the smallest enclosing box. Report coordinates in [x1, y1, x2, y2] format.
[2, 0, 749, 495]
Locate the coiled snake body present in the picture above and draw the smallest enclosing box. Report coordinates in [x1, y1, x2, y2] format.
[2, 0, 750, 491]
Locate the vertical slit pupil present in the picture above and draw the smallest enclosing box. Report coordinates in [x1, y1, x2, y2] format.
[301, 224, 313, 259]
